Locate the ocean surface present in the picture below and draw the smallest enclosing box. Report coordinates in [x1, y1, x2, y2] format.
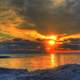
[0, 54, 80, 71]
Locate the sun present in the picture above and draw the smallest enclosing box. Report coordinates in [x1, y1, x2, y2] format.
[48, 40, 56, 46]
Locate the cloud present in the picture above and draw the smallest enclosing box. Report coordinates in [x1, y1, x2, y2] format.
[27, 0, 80, 34]
[0, 0, 80, 34]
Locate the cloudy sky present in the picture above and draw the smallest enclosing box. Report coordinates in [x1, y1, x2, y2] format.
[0, 0, 80, 35]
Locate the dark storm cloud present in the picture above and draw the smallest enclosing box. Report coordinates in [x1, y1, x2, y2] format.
[27, 0, 80, 34]
[1, 0, 80, 34]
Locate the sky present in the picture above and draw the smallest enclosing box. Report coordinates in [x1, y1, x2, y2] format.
[0, 0, 80, 37]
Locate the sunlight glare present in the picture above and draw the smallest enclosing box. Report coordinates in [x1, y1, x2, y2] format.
[50, 54, 56, 67]
[48, 40, 56, 46]
[46, 35, 57, 40]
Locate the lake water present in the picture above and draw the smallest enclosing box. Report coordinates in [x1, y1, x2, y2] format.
[0, 54, 80, 71]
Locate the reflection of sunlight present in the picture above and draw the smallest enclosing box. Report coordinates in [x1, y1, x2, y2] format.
[0, 58, 26, 69]
[9, 59, 22, 68]
[50, 54, 56, 67]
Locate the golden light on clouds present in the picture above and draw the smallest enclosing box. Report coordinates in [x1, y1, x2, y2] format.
[0, 9, 79, 41]
[53, 0, 65, 7]
[60, 33, 80, 41]
[45, 35, 57, 40]
[0, 10, 46, 40]
[1, 26, 46, 40]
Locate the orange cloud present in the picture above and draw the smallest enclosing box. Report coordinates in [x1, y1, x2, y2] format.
[60, 33, 80, 41]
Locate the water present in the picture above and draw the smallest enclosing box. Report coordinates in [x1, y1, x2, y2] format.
[0, 54, 57, 71]
[0, 54, 80, 71]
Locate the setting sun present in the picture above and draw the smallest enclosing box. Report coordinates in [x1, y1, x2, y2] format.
[48, 40, 56, 46]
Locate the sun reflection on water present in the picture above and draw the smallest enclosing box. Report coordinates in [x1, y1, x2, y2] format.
[50, 54, 57, 68]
